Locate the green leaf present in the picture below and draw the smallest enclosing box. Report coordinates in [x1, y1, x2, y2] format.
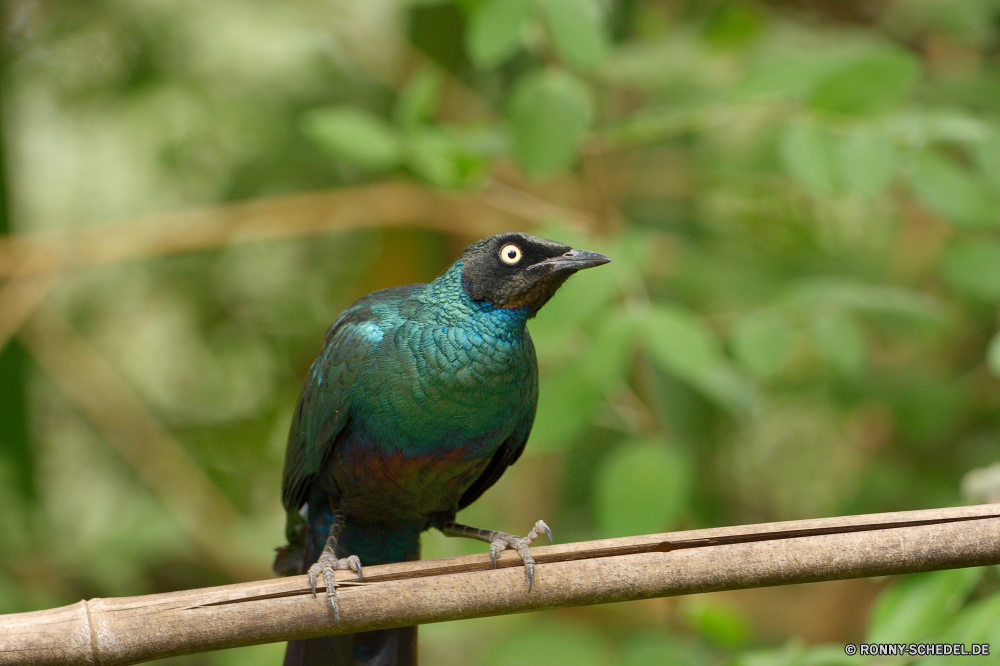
[680, 598, 751, 649]
[730, 313, 794, 378]
[405, 127, 485, 188]
[781, 278, 945, 322]
[621, 635, 714, 666]
[212, 643, 287, 666]
[736, 56, 838, 101]
[973, 130, 1000, 194]
[695, 366, 759, 415]
[797, 645, 861, 665]
[303, 107, 403, 169]
[508, 69, 592, 177]
[643, 306, 757, 413]
[891, 373, 963, 446]
[809, 50, 919, 115]
[867, 568, 984, 643]
[838, 132, 895, 198]
[810, 312, 866, 377]
[531, 364, 601, 451]
[883, 109, 989, 146]
[731, 641, 863, 666]
[937, 592, 1000, 648]
[465, 0, 532, 69]
[908, 150, 999, 228]
[395, 66, 443, 131]
[537, 0, 610, 73]
[583, 313, 635, 388]
[942, 241, 1000, 300]
[481, 620, 612, 666]
[987, 333, 1000, 377]
[642, 305, 721, 376]
[702, 2, 762, 48]
[595, 439, 691, 537]
[779, 121, 840, 196]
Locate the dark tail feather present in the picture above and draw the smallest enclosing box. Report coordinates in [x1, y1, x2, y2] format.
[279, 499, 421, 666]
[355, 626, 417, 666]
[284, 627, 417, 666]
[283, 635, 352, 666]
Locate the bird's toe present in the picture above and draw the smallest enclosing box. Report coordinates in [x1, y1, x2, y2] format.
[343, 555, 364, 581]
[521, 549, 537, 591]
[486, 520, 552, 591]
[307, 567, 319, 597]
[305, 551, 363, 624]
[489, 534, 518, 567]
[322, 567, 339, 617]
[534, 519, 553, 545]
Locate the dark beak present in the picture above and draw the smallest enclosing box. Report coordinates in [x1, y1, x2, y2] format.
[532, 248, 611, 272]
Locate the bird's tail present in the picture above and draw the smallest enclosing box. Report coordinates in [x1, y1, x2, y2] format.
[277, 504, 422, 666]
[283, 627, 416, 666]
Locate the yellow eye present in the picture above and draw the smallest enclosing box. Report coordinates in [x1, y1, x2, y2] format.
[499, 244, 522, 265]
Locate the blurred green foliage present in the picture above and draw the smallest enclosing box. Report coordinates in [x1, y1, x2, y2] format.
[4, 0, 1000, 664]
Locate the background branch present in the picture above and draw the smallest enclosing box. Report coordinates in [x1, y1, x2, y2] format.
[0, 180, 589, 281]
[19, 305, 258, 580]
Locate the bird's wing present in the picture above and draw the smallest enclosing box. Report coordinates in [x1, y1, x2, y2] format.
[281, 285, 420, 512]
[456, 334, 539, 512]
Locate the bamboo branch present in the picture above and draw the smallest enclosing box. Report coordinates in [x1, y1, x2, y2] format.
[3, 505, 1000, 666]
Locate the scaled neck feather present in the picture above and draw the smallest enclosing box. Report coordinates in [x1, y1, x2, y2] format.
[419, 263, 531, 336]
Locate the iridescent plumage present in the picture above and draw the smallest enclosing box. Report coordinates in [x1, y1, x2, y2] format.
[277, 233, 609, 666]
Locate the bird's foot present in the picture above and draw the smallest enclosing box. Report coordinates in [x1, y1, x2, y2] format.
[438, 517, 553, 592]
[487, 519, 553, 592]
[307, 552, 363, 623]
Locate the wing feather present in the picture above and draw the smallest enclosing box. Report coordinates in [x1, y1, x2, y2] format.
[281, 285, 420, 512]
[457, 332, 538, 511]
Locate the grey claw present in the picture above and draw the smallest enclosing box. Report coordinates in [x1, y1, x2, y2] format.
[483, 521, 552, 592]
[323, 569, 337, 620]
[348, 554, 364, 582]
[307, 552, 364, 625]
[329, 595, 341, 624]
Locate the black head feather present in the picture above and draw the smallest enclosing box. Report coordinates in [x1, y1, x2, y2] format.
[460, 232, 610, 315]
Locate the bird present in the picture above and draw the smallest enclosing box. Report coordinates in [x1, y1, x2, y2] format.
[274, 231, 610, 666]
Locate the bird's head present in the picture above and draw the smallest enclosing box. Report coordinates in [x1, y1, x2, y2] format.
[459, 232, 611, 316]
